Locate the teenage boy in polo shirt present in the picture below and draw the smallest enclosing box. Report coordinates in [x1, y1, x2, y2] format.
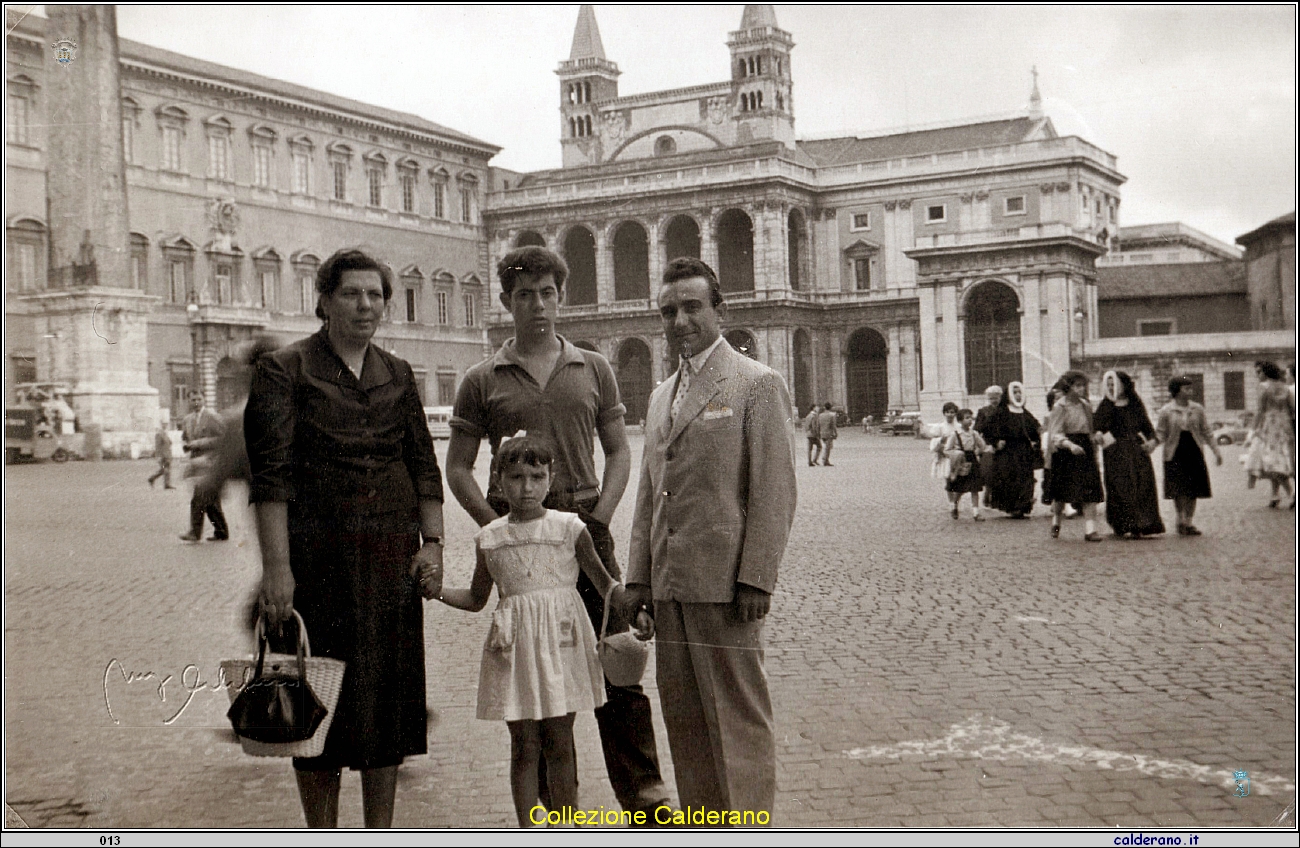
[446, 246, 670, 820]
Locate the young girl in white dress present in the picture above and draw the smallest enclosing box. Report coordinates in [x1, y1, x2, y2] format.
[430, 435, 651, 827]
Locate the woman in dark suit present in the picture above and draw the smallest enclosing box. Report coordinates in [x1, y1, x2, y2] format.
[245, 249, 445, 828]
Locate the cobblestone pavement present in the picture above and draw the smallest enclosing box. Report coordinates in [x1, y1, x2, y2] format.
[4, 432, 1295, 828]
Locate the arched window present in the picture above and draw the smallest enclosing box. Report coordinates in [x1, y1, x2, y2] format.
[562, 226, 597, 306]
[130, 233, 149, 290]
[716, 209, 755, 294]
[724, 329, 758, 361]
[616, 338, 653, 424]
[583, 82, 591, 103]
[664, 215, 701, 262]
[613, 221, 650, 301]
[846, 328, 888, 420]
[738, 59, 747, 78]
[654, 136, 676, 156]
[6, 218, 46, 293]
[964, 281, 1022, 394]
[584, 115, 592, 136]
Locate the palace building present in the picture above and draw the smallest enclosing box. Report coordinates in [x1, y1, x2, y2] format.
[6, 9, 498, 439]
[484, 5, 1127, 423]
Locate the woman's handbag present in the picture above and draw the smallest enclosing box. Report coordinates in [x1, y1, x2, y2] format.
[945, 448, 970, 481]
[221, 610, 346, 758]
[597, 586, 650, 688]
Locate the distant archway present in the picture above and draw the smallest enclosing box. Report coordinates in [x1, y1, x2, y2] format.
[793, 329, 814, 414]
[724, 329, 758, 361]
[616, 338, 653, 425]
[515, 230, 546, 248]
[664, 215, 701, 263]
[562, 226, 597, 306]
[716, 209, 754, 294]
[613, 221, 650, 301]
[963, 281, 1022, 395]
[846, 328, 888, 420]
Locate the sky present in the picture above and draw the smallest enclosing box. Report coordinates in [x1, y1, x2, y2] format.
[26, 4, 1300, 245]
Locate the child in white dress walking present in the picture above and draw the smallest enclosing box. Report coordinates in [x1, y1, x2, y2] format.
[427, 435, 651, 827]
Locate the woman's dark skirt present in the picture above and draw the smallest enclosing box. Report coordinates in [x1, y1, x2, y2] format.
[1102, 439, 1165, 535]
[1049, 433, 1104, 505]
[946, 449, 984, 493]
[987, 442, 1038, 515]
[1164, 431, 1212, 500]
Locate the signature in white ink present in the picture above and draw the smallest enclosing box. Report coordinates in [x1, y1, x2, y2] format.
[102, 659, 251, 726]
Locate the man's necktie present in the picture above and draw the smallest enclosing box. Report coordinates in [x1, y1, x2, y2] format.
[670, 356, 691, 423]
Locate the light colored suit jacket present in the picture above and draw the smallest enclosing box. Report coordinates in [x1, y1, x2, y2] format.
[628, 340, 797, 603]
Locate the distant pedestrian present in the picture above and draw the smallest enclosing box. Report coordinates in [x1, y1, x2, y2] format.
[817, 402, 838, 466]
[804, 406, 822, 466]
[944, 408, 989, 520]
[1155, 375, 1222, 536]
[931, 402, 960, 481]
[1245, 360, 1295, 509]
[1045, 371, 1104, 541]
[179, 392, 228, 542]
[1094, 371, 1164, 538]
[147, 424, 175, 489]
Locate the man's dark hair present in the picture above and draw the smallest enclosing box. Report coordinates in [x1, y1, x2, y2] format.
[315, 249, 392, 320]
[957, 408, 975, 420]
[662, 257, 724, 308]
[496, 434, 555, 471]
[1168, 376, 1194, 398]
[497, 246, 568, 296]
[823, 401, 834, 411]
[1256, 360, 1283, 381]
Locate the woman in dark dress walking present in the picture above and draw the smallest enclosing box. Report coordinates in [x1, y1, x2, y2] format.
[984, 381, 1041, 519]
[245, 249, 446, 827]
[1044, 371, 1105, 541]
[1094, 371, 1165, 538]
[1155, 375, 1222, 536]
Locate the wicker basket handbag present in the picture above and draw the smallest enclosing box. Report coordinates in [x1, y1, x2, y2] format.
[221, 610, 346, 758]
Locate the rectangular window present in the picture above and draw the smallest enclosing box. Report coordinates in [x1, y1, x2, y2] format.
[368, 167, 383, 207]
[11, 243, 37, 291]
[253, 146, 272, 188]
[926, 204, 946, 223]
[214, 262, 233, 304]
[130, 251, 147, 291]
[401, 173, 416, 213]
[259, 269, 277, 309]
[6, 94, 29, 144]
[853, 257, 874, 291]
[169, 260, 187, 303]
[122, 118, 134, 164]
[1224, 371, 1246, 411]
[162, 126, 183, 171]
[438, 374, 457, 406]
[332, 161, 348, 201]
[405, 288, 417, 322]
[461, 188, 473, 223]
[293, 152, 311, 194]
[851, 212, 871, 231]
[463, 292, 476, 327]
[1137, 319, 1174, 336]
[1004, 195, 1026, 215]
[300, 275, 315, 313]
[433, 182, 445, 218]
[208, 136, 229, 180]
[436, 291, 449, 325]
[1108, 203, 1117, 224]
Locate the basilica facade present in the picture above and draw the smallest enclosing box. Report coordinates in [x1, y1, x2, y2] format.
[483, 5, 1125, 422]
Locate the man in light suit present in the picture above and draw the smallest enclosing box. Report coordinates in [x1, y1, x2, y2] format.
[627, 257, 797, 820]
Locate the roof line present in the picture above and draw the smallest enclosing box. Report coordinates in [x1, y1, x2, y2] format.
[800, 110, 1033, 143]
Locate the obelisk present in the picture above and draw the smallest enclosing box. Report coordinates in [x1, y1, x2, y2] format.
[32, 4, 159, 436]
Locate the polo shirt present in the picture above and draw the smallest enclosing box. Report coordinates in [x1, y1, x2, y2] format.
[451, 335, 626, 499]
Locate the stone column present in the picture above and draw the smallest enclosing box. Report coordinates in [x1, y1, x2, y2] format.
[939, 281, 963, 396]
[896, 200, 917, 287]
[918, 285, 940, 415]
[700, 210, 718, 275]
[827, 329, 845, 408]
[974, 190, 991, 230]
[900, 324, 920, 408]
[594, 223, 615, 306]
[883, 200, 899, 287]
[34, 5, 159, 435]
[647, 218, 663, 294]
[887, 324, 903, 410]
[1020, 273, 1044, 391]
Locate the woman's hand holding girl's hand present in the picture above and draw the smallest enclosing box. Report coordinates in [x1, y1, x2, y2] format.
[411, 546, 444, 600]
[1069, 442, 1086, 456]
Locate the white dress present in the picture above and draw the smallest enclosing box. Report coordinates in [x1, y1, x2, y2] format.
[475, 510, 606, 722]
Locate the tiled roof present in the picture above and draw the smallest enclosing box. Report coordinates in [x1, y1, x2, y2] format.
[1097, 261, 1246, 300]
[569, 5, 607, 61]
[1236, 211, 1296, 246]
[10, 13, 498, 153]
[797, 117, 1051, 166]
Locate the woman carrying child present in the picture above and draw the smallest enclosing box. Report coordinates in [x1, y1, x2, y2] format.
[429, 435, 651, 827]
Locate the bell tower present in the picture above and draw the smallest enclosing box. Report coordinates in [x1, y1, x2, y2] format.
[557, 5, 620, 168]
[728, 5, 795, 148]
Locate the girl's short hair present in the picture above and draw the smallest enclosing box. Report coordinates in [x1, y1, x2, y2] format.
[942, 402, 960, 415]
[496, 434, 554, 471]
[1256, 360, 1283, 381]
[1061, 370, 1089, 388]
[957, 408, 975, 419]
[1168, 376, 1193, 398]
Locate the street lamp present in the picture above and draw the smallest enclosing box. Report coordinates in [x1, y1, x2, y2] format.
[186, 301, 200, 401]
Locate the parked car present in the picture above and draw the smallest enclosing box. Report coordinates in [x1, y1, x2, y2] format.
[887, 412, 923, 436]
[424, 406, 453, 440]
[1211, 423, 1250, 445]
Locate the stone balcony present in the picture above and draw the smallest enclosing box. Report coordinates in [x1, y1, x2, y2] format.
[911, 222, 1104, 251]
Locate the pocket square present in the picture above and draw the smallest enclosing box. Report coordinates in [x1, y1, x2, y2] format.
[702, 406, 734, 420]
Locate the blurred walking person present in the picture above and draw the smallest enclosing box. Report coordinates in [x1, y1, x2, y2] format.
[179, 392, 229, 542]
[1245, 360, 1295, 509]
[148, 423, 175, 489]
[817, 402, 838, 466]
[1094, 371, 1164, 538]
[804, 405, 822, 466]
[1156, 376, 1223, 536]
